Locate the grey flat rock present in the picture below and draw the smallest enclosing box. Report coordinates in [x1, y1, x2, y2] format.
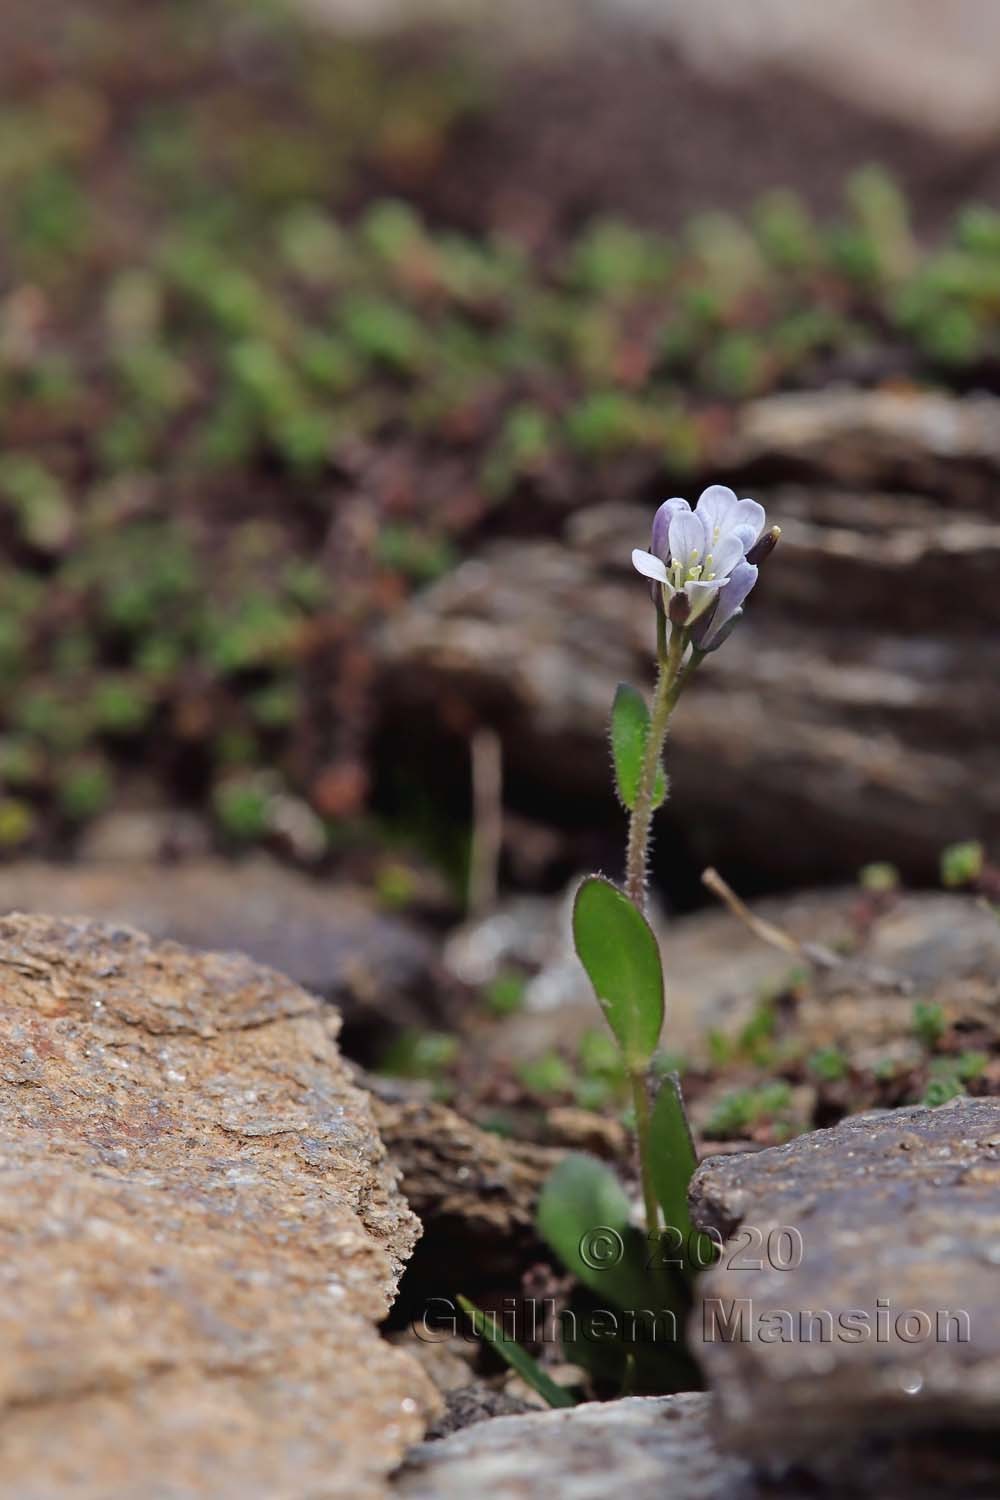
[391, 1388, 999, 1499]
[0, 859, 444, 1029]
[690, 1098, 1000, 1460]
[393, 1394, 759, 1500]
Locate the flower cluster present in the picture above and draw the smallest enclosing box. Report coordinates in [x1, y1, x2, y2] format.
[632, 485, 777, 651]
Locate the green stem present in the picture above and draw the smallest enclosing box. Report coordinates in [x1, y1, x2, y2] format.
[623, 627, 687, 912]
[630, 1067, 660, 1241]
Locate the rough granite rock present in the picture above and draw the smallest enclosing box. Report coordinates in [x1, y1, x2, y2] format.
[378, 417, 1000, 881]
[689, 1098, 1000, 1462]
[0, 913, 439, 1499]
[0, 859, 448, 1033]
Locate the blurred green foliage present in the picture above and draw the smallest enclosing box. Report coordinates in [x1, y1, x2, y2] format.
[1, 0, 1000, 857]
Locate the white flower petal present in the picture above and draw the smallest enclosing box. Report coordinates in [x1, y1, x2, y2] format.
[695, 485, 739, 544]
[632, 548, 668, 583]
[668, 509, 706, 570]
[731, 523, 759, 554]
[651, 497, 690, 560]
[696, 561, 758, 646]
[733, 498, 766, 540]
[707, 530, 746, 581]
[684, 578, 721, 621]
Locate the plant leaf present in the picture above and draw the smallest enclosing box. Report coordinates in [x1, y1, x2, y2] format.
[536, 1153, 648, 1311]
[610, 683, 667, 811]
[572, 875, 664, 1068]
[649, 1074, 716, 1276]
[457, 1295, 577, 1409]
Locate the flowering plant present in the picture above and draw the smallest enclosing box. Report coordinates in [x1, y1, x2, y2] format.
[465, 486, 779, 1401]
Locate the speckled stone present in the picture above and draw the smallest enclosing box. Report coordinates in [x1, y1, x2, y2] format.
[689, 1098, 1000, 1461]
[0, 913, 438, 1499]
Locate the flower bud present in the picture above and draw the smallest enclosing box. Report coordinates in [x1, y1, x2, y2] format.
[668, 590, 691, 626]
[746, 525, 781, 567]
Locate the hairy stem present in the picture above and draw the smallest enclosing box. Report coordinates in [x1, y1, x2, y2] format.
[623, 626, 687, 912]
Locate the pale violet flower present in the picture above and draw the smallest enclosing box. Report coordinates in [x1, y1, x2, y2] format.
[632, 485, 771, 651]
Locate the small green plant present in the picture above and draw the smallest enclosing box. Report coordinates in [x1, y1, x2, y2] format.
[922, 1050, 989, 1108]
[58, 758, 113, 822]
[462, 486, 781, 1400]
[380, 1028, 458, 1084]
[485, 969, 527, 1017]
[922, 1074, 964, 1108]
[940, 840, 985, 889]
[516, 1051, 575, 1097]
[955, 1050, 989, 1083]
[737, 998, 778, 1064]
[212, 774, 273, 842]
[808, 1046, 849, 1084]
[374, 525, 456, 584]
[912, 1000, 946, 1051]
[705, 1082, 794, 1140]
[0, 797, 35, 849]
[858, 861, 900, 894]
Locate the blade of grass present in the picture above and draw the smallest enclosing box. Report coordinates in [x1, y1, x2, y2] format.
[457, 1295, 577, 1409]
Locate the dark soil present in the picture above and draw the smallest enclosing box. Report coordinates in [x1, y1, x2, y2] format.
[422, 20, 1000, 245]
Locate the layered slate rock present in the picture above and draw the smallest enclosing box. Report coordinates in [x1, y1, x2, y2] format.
[369, 1077, 560, 1296]
[0, 859, 448, 1032]
[723, 388, 1000, 485]
[0, 913, 438, 1499]
[378, 402, 1000, 883]
[689, 1098, 1000, 1461]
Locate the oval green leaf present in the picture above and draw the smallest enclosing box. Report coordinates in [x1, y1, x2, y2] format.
[572, 875, 664, 1068]
[536, 1153, 648, 1310]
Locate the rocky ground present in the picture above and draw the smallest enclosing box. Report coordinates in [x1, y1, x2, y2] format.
[392, 1101, 1000, 1499]
[0, 2, 998, 1491]
[0, 914, 996, 1496]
